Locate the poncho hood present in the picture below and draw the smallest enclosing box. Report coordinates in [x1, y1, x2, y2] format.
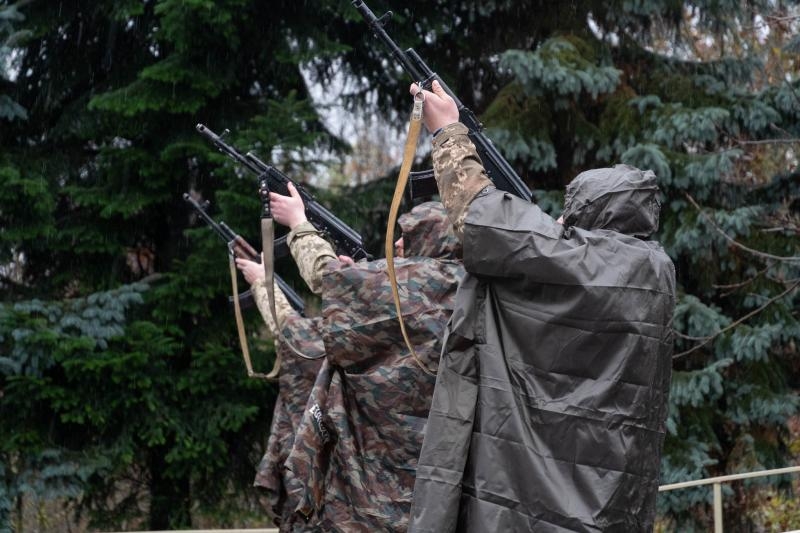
[399, 201, 462, 259]
[562, 164, 661, 238]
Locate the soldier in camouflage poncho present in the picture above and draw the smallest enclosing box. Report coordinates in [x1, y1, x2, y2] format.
[236, 260, 324, 528]
[268, 184, 465, 532]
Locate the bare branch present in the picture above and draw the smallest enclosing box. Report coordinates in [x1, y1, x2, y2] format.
[672, 329, 709, 342]
[672, 280, 800, 359]
[712, 265, 770, 296]
[762, 14, 800, 23]
[685, 192, 800, 263]
[760, 226, 799, 234]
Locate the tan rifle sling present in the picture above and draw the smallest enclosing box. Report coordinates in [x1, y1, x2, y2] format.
[229, 249, 271, 380]
[385, 88, 435, 376]
[229, 218, 321, 381]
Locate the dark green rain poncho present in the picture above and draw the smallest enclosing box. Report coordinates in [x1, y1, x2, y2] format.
[410, 162, 676, 532]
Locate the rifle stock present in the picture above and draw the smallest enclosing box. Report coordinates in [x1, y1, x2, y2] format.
[352, 0, 534, 202]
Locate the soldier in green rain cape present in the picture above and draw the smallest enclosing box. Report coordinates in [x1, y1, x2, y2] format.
[406, 81, 676, 533]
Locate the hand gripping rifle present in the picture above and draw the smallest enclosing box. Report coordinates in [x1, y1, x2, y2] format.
[196, 124, 371, 261]
[352, 0, 533, 202]
[183, 193, 306, 316]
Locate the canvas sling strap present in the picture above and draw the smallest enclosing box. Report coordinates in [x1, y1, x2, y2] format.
[229, 249, 272, 380]
[261, 210, 324, 367]
[229, 188, 322, 381]
[385, 86, 435, 376]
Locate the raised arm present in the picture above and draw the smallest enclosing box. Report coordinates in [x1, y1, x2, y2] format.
[236, 256, 296, 335]
[270, 182, 340, 294]
[410, 81, 492, 241]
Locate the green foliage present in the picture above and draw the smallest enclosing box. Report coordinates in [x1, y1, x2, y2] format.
[0, 0, 331, 528]
[89, 58, 224, 115]
[487, 127, 558, 172]
[649, 105, 730, 148]
[0, 165, 55, 256]
[500, 39, 621, 101]
[669, 359, 732, 411]
[621, 143, 672, 184]
[0, 284, 145, 530]
[2, 0, 798, 530]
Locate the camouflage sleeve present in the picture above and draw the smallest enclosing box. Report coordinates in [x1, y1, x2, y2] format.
[432, 123, 493, 241]
[287, 220, 338, 295]
[251, 280, 296, 335]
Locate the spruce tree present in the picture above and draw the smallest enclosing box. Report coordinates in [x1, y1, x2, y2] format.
[1, 0, 364, 529]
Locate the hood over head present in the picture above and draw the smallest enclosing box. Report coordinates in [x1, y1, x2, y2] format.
[561, 164, 661, 238]
[399, 201, 462, 259]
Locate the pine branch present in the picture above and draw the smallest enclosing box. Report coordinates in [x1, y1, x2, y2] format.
[762, 14, 800, 23]
[672, 280, 800, 359]
[684, 192, 800, 263]
[760, 226, 799, 234]
[672, 329, 709, 342]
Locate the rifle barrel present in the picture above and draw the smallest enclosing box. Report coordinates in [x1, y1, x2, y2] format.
[352, 0, 533, 202]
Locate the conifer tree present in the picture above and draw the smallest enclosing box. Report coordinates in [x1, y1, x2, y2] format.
[2, 0, 798, 530]
[1, 0, 364, 529]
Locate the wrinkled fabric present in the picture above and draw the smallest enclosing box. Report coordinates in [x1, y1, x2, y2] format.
[399, 201, 463, 259]
[287, 220, 338, 294]
[282, 202, 465, 531]
[563, 164, 661, 238]
[430, 123, 493, 240]
[253, 311, 325, 529]
[410, 127, 676, 532]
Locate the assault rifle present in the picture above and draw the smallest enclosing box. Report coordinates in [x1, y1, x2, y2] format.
[196, 124, 371, 261]
[352, 0, 533, 202]
[183, 193, 306, 316]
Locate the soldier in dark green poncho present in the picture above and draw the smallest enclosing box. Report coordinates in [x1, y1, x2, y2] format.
[407, 80, 676, 533]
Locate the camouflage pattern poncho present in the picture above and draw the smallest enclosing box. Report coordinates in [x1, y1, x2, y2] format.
[251, 287, 325, 528]
[281, 202, 464, 532]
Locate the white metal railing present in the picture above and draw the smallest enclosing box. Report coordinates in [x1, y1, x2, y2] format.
[658, 465, 800, 533]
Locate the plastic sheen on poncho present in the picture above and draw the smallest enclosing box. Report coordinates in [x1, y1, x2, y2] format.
[410, 165, 676, 533]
